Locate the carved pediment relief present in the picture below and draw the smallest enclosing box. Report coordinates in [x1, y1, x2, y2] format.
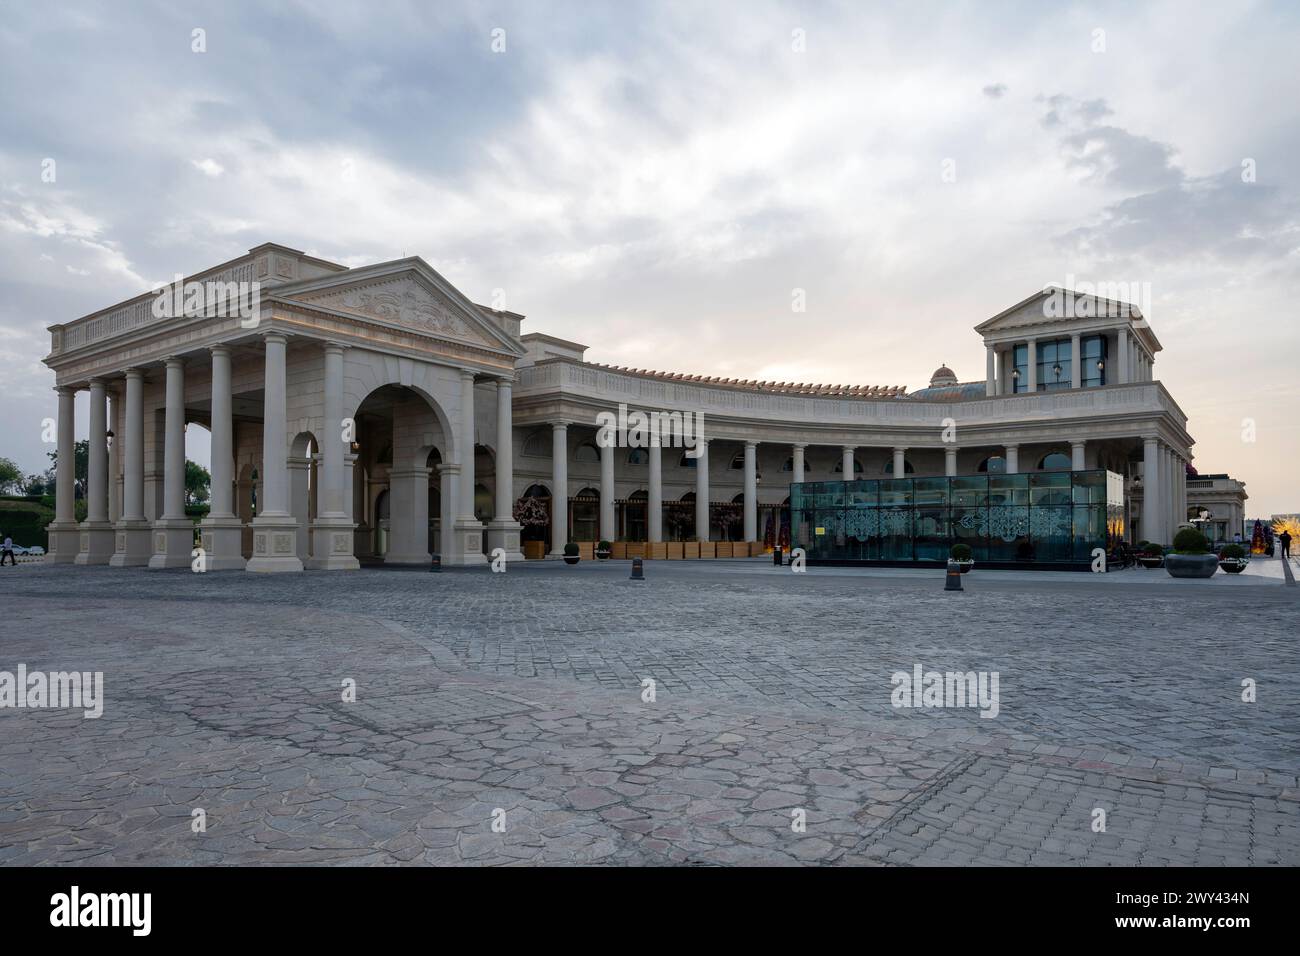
[291, 276, 496, 347]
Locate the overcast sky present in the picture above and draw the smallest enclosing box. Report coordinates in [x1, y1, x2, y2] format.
[2, 0, 1297, 515]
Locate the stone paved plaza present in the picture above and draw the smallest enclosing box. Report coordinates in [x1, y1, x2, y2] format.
[1, 559, 1297, 866]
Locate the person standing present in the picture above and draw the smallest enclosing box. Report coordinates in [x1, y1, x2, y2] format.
[0, 534, 15, 566]
[1281, 529, 1293, 559]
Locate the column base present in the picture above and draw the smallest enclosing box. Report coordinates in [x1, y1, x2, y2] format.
[45, 522, 81, 564]
[244, 516, 304, 573]
[148, 518, 197, 569]
[198, 515, 247, 571]
[75, 521, 116, 565]
[486, 519, 525, 562]
[109, 520, 153, 567]
[443, 519, 487, 566]
[308, 519, 360, 570]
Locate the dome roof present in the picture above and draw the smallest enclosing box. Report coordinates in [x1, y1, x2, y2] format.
[929, 364, 958, 387]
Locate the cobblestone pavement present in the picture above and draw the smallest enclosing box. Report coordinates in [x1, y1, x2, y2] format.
[1, 562, 1296, 866]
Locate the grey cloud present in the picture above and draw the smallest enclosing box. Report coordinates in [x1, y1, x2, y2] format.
[982, 83, 1007, 99]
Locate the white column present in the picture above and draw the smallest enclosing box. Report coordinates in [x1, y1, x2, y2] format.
[1143, 437, 1162, 544]
[449, 369, 486, 565]
[695, 440, 710, 541]
[49, 385, 80, 563]
[110, 370, 151, 565]
[792, 443, 806, 480]
[549, 422, 568, 556]
[985, 346, 996, 396]
[743, 441, 757, 541]
[245, 334, 302, 572]
[842, 446, 855, 477]
[599, 434, 615, 542]
[892, 447, 906, 478]
[75, 378, 115, 564]
[47, 386, 79, 562]
[1071, 440, 1086, 471]
[200, 345, 246, 570]
[647, 434, 662, 543]
[1005, 444, 1020, 475]
[493, 381, 513, 523]
[486, 377, 523, 561]
[85, 379, 108, 523]
[438, 462, 458, 557]
[1117, 327, 1130, 384]
[121, 371, 145, 522]
[944, 446, 958, 477]
[318, 345, 346, 518]
[1025, 338, 1038, 392]
[108, 390, 121, 524]
[149, 357, 195, 568]
[1070, 333, 1081, 388]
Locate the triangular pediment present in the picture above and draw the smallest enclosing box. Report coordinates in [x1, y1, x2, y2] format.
[975, 288, 1141, 336]
[275, 259, 525, 355]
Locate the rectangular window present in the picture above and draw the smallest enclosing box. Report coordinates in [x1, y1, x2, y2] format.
[1081, 334, 1108, 387]
[1012, 344, 1029, 393]
[1036, 338, 1072, 391]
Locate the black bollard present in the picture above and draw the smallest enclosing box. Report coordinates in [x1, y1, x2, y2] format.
[429, 553, 441, 572]
[630, 557, 645, 581]
[944, 560, 963, 591]
[773, 546, 783, 566]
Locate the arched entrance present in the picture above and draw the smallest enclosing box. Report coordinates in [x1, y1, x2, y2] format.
[349, 383, 456, 566]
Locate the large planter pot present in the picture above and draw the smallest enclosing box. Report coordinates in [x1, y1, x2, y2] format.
[595, 549, 612, 560]
[1165, 553, 1218, 578]
[1137, 555, 1164, 569]
[1218, 559, 1247, 574]
[563, 555, 580, 565]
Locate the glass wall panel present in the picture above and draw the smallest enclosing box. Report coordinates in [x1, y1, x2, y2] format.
[842, 480, 878, 560]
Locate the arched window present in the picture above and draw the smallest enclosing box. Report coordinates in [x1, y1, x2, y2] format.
[834, 456, 863, 474]
[678, 451, 698, 468]
[731, 492, 745, 503]
[883, 459, 913, 475]
[730, 451, 745, 469]
[1038, 452, 1071, 472]
[574, 442, 600, 463]
[521, 431, 551, 458]
[629, 490, 648, 500]
[627, 448, 648, 465]
[574, 487, 599, 498]
[680, 491, 696, 502]
[978, 456, 1006, 474]
[522, 484, 550, 498]
[782, 457, 811, 474]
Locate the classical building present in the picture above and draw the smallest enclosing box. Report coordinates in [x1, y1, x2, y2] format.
[43, 244, 1195, 571]
[1131, 472, 1248, 546]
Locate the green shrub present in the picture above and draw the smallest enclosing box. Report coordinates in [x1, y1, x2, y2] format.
[597, 540, 612, 551]
[950, 543, 973, 561]
[563, 542, 579, 557]
[1219, 543, 1246, 560]
[1172, 528, 1209, 554]
[1143, 543, 1164, 556]
[1137, 540, 1150, 551]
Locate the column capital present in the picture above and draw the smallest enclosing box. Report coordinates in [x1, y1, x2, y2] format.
[209, 343, 232, 357]
[1004, 442, 1019, 451]
[892, 445, 908, 453]
[123, 367, 145, 380]
[322, 341, 348, 355]
[437, 462, 461, 475]
[841, 444, 856, 452]
[551, 420, 570, 432]
[792, 442, 807, 450]
[55, 384, 78, 396]
[745, 440, 758, 450]
[163, 354, 186, 368]
[459, 368, 478, 383]
[88, 376, 108, 389]
[259, 331, 288, 346]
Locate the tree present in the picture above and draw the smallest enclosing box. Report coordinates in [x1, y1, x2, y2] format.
[185, 460, 211, 507]
[0, 457, 22, 494]
[47, 439, 89, 499]
[22, 470, 55, 496]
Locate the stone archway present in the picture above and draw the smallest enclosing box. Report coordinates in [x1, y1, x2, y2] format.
[351, 384, 454, 566]
[289, 431, 317, 563]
